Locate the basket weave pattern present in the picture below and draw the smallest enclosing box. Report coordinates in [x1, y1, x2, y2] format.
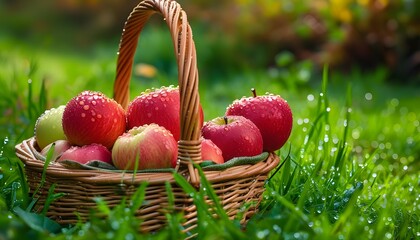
[15, 0, 280, 233]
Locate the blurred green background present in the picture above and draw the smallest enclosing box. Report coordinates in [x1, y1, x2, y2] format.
[1, 0, 419, 83]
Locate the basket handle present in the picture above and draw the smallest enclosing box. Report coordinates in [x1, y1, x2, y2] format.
[113, 0, 202, 185]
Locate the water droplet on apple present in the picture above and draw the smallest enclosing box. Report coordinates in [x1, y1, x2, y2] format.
[92, 101, 96, 105]
[97, 114, 102, 119]
[81, 113, 86, 118]
[91, 118, 95, 122]
[79, 101, 85, 106]
[83, 105, 89, 110]
[91, 110, 96, 116]
[147, 113, 152, 118]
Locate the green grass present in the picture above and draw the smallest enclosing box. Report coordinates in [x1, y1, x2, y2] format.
[1, 33, 419, 239]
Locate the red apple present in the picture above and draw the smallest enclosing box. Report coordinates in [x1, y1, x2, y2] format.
[35, 105, 67, 149]
[226, 88, 293, 152]
[201, 138, 224, 164]
[126, 86, 204, 141]
[57, 143, 112, 165]
[112, 124, 178, 170]
[62, 91, 126, 149]
[41, 140, 72, 161]
[201, 116, 263, 161]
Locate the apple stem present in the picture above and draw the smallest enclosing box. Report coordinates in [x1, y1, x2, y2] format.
[251, 88, 257, 97]
[223, 116, 228, 125]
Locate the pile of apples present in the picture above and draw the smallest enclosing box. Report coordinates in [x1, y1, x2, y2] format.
[35, 86, 292, 170]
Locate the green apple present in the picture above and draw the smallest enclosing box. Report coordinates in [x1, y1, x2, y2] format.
[35, 105, 67, 149]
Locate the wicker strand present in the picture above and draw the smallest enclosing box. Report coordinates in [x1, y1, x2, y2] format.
[113, 0, 201, 181]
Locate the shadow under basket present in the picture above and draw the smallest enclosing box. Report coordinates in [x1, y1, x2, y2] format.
[14, 0, 281, 235]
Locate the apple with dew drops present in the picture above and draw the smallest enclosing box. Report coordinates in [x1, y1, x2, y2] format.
[35, 105, 67, 149]
[62, 91, 126, 149]
[201, 138, 224, 164]
[112, 124, 178, 170]
[201, 115, 263, 161]
[126, 86, 204, 141]
[226, 88, 293, 152]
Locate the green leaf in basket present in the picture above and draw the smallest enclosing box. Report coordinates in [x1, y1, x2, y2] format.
[13, 206, 62, 233]
[59, 159, 118, 171]
[58, 159, 176, 173]
[199, 160, 216, 168]
[85, 160, 119, 170]
[201, 152, 269, 171]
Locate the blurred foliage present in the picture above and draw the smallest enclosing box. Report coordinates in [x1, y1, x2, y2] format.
[184, 0, 420, 83]
[1, 0, 419, 83]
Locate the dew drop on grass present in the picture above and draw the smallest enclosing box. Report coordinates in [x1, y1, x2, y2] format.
[127, 233, 138, 240]
[297, 119, 303, 125]
[365, 92, 373, 101]
[307, 94, 314, 102]
[272, 224, 281, 233]
[111, 221, 120, 230]
[256, 230, 270, 239]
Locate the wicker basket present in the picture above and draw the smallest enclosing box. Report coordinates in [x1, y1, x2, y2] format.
[15, 0, 280, 234]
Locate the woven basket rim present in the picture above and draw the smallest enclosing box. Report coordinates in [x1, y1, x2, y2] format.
[16, 137, 280, 185]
